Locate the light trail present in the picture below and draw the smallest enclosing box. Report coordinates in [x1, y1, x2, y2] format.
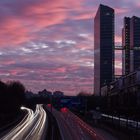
[47, 106, 102, 140]
[1, 104, 47, 140]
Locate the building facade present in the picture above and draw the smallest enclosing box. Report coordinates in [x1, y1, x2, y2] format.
[122, 16, 140, 75]
[122, 17, 131, 75]
[130, 16, 140, 72]
[107, 70, 140, 110]
[94, 4, 115, 95]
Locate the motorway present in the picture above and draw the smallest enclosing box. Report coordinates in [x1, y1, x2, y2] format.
[0, 105, 47, 140]
[0, 105, 119, 140]
[46, 106, 104, 140]
[62, 109, 104, 140]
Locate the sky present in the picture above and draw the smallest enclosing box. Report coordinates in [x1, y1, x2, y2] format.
[0, 0, 140, 95]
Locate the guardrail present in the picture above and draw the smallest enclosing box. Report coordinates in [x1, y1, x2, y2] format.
[101, 113, 140, 134]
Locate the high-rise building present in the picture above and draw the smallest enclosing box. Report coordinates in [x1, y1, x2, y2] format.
[122, 17, 131, 75]
[130, 16, 140, 72]
[94, 4, 115, 96]
[122, 16, 140, 74]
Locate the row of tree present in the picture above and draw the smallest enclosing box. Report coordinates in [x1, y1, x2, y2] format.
[0, 80, 25, 114]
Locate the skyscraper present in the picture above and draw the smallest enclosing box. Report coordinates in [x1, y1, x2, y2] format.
[94, 4, 114, 96]
[130, 16, 140, 72]
[122, 17, 131, 75]
[122, 16, 140, 74]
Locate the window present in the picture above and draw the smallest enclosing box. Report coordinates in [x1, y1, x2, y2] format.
[103, 61, 108, 64]
[106, 12, 110, 15]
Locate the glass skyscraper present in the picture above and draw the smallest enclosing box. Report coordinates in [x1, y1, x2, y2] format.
[130, 16, 140, 72]
[94, 4, 114, 96]
[122, 17, 131, 75]
[122, 16, 140, 74]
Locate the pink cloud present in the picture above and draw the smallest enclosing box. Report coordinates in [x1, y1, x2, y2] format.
[115, 35, 122, 44]
[1, 0, 136, 95]
[0, 18, 33, 46]
[115, 8, 128, 14]
[0, 0, 86, 47]
[1, 60, 15, 65]
[56, 67, 66, 73]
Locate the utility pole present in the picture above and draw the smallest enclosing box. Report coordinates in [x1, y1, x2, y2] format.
[50, 91, 53, 113]
[85, 96, 87, 118]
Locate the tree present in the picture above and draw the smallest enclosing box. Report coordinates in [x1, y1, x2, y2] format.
[7, 81, 25, 113]
[0, 81, 7, 113]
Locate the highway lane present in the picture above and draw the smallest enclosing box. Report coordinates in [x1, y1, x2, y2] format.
[0, 104, 47, 140]
[47, 107, 75, 140]
[63, 109, 104, 140]
[46, 106, 76, 140]
[46, 106, 103, 140]
[44, 107, 62, 140]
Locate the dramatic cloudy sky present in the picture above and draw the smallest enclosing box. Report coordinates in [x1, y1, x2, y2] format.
[0, 0, 139, 95]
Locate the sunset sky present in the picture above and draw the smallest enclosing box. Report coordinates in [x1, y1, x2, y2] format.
[0, 0, 139, 95]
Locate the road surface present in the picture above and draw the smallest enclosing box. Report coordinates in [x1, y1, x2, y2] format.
[46, 106, 103, 140]
[0, 104, 47, 140]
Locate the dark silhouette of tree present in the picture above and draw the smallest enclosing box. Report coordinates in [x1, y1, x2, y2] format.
[0, 80, 26, 114]
[7, 81, 25, 113]
[0, 81, 7, 113]
[0, 80, 26, 127]
[77, 91, 91, 97]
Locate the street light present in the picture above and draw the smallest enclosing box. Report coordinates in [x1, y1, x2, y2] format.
[85, 96, 87, 118]
[50, 91, 53, 113]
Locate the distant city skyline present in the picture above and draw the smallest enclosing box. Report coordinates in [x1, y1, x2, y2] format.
[0, 0, 140, 95]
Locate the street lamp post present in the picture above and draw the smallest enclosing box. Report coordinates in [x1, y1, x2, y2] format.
[85, 97, 87, 118]
[50, 92, 53, 113]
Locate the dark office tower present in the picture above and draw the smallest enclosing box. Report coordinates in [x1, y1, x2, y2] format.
[94, 4, 114, 96]
[122, 17, 131, 75]
[130, 16, 140, 72]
